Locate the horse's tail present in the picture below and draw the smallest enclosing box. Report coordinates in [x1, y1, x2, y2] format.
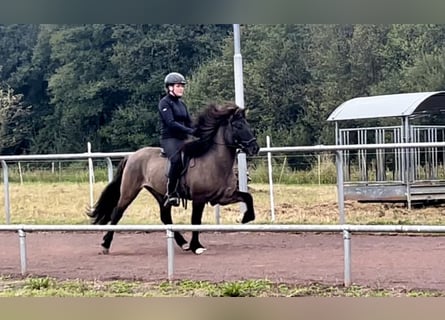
[86, 157, 128, 225]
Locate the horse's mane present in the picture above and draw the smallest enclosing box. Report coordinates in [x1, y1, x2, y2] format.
[183, 102, 240, 157]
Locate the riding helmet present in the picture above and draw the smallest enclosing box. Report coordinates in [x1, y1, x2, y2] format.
[164, 72, 186, 87]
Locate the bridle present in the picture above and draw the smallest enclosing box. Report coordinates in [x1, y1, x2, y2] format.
[233, 137, 257, 149]
[214, 117, 257, 151]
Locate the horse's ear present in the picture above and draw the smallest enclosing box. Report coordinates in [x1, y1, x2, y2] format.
[226, 102, 238, 111]
[233, 107, 247, 118]
[214, 104, 223, 111]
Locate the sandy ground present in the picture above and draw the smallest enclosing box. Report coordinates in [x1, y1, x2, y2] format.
[2, 230, 445, 291]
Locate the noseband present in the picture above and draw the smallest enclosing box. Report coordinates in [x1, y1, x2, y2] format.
[234, 137, 257, 149]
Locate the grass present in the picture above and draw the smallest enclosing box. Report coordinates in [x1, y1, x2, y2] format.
[2, 181, 445, 225]
[1, 276, 443, 297]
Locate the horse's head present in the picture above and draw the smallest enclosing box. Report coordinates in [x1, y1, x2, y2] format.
[184, 102, 259, 158]
[227, 108, 260, 156]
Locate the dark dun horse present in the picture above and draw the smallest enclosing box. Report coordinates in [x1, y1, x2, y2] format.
[87, 102, 260, 254]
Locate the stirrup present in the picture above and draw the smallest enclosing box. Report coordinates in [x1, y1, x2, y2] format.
[164, 195, 180, 207]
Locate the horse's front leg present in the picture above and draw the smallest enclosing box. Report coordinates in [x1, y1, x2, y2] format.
[190, 201, 206, 255]
[236, 191, 255, 223]
[158, 199, 188, 250]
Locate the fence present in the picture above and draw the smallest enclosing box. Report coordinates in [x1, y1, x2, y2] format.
[3, 141, 445, 286]
[2, 223, 445, 286]
[1, 151, 130, 224]
[4, 141, 445, 225]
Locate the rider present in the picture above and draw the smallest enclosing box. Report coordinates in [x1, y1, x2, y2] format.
[158, 72, 197, 207]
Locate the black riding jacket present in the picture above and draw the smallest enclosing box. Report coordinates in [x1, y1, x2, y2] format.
[158, 94, 194, 140]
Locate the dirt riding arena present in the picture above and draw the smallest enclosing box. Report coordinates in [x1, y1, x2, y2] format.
[2, 230, 445, 291]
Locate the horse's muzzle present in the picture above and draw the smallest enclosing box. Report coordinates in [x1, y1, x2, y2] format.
[244, 140, 260, 156]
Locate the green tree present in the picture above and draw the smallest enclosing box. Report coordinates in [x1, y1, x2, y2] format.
[44, 25, 118, 152]
[188, 25, 313, 149]
[0, 24, 39, 153]
[0, 85, 31, 154]
[100, 24, 231, 150]
[21, 25, 62, 153]
[4, 24, 445, 156]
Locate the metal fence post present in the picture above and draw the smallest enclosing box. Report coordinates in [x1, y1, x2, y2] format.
[166, 228, 175, 281]
[105, 157, 113, 183]
[266, 136, 275, 222]
[214, 205, 221, 224]
[1, 160, 10, 224]
[18, 228, 27, 275]
[87, 142, 94, 208]
[343, 229, 351, 287]
[237, 152, 248, 214]
[336, 151, 346, 224]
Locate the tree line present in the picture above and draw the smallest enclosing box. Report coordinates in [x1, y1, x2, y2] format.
[1, 24, 445, 156]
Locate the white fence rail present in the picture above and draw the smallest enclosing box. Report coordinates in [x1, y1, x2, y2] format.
[3, 141, 445, 286]
[2, 223, 445, 286]
[4, 141, 445, 224]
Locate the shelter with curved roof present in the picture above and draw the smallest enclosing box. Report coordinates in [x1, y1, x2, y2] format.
[327, 92, 445, 207]
[328, 91, 445, 121]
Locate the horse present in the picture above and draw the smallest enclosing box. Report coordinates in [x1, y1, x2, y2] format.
[86, 102, 260, 254]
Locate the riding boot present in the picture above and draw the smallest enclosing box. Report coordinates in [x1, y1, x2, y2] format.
[164, 177, 180, 207]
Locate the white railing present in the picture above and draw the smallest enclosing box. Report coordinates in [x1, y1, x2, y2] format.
[3, 141, 445, 224]
[3, 141, 445, 286]
[1, 151, 131, 224]
[2, 223, 445, 286]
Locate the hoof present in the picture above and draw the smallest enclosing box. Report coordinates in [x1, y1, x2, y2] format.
[181, 243, 190, 251]
[101, 246, 109, 255]
[194, 247, 207, 255]
[241, 214, 255, 224]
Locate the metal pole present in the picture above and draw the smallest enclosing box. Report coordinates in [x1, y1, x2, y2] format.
[343, 229, 351, 287]
[233, 24, 245, 109]
[105, 157, 113, 183]
[318, 154, 321, 185]
[237, 152, 248, 213]
[214, 205, 221, 224]
[233, 24, 248, 214]
[1, 160, 10, 224]
[403, 117, 412, 209]
[87, 142, 94, 208]
[166, 228, 175, 281]
[266, 136, 275, 222]
[18, 229, 27, 275]
[336, 151, 346, 224]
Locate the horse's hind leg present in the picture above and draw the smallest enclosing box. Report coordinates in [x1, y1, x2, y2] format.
[190, 201, 206, 255]
[101, 207, 123, 254]
[102, 188, 141, 254]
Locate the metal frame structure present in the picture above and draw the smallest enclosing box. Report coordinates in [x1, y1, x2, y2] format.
[328, 92, 445, 208]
